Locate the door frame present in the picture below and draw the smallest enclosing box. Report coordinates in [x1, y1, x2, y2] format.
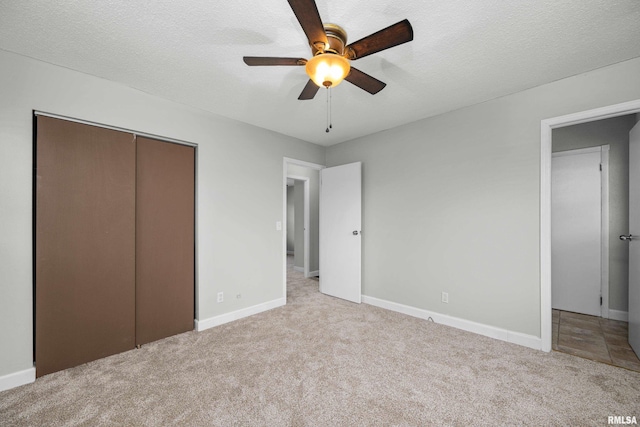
[287, 175, 310, 277]
[32, 111, 199, 372]
[551, 145, 610, 318]
[282, 157, 325, 300]
[540, 99, 640, 352]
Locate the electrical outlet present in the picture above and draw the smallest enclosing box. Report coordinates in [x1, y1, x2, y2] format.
[441, 292, 449, 304]
[217, 292, 224, 303]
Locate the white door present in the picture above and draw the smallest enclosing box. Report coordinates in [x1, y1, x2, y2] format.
[320, 162, 361, 303]
[628, 122, 640, 355]
[551, 148, 602, 316]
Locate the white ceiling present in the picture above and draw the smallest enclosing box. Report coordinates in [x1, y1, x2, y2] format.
[1, 1, 640, 146]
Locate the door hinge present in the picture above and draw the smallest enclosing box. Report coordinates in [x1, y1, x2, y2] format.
[600, 296, 603, 306]
[599, 163, 602, 171]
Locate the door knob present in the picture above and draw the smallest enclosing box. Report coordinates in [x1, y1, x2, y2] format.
[353, 230, 359, 236]
[619, 234, 635, 241]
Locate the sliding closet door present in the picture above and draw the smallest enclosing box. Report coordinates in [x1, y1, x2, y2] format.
[36, 116, 136, 377]
[135, 137, 195, 345]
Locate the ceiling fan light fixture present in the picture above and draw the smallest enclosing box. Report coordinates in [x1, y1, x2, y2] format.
[305, 53, 350, 88]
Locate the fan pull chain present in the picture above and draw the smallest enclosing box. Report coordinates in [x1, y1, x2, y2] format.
[325, 88, 330, 133]
[325, 88, 333, 133]
[329, 88, 333, 130]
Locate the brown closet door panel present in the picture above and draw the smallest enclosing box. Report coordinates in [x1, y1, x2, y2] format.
[36, 116, 136, 377]
[136, 137, 195, 345]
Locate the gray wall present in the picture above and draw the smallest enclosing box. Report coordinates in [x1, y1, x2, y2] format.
[288, 164, 320, 274]
[286, 186, 294, 253]
[325, 56, 640, 338]
[2, 48, 640, 382]
[552, 115, 637, 313]
[0, 50, 325, 378]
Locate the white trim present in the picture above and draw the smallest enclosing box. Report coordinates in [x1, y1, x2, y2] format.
[283, 157, 325, 171]
[601, 145, 610, 320]
[609, 309, 629, 322]
[309, 270, 319, 277]
[34, 111, 197, 147]
[288, 175, 311, 278]
[293, 266, 304, 273]
[195, 297, 285, 331]
[282, 157, 325, 301]
[540, 99, 640, 353]
[552, 146, 604, 157]
[541, 100, 640, 129]
[362, 296, 541, 351]
[0, 367, 35, 392]
[194, 145, 200, 321]
[541, 120, 553, 352]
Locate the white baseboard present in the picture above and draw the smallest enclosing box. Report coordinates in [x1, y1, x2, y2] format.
[309, 270, 319, 277]
[293, 266, 304, 273]
[0, 367, 35, 392]
[195, 297, 286, 332]
[362, 295, 542, 351]
[609, 309, 629, 322]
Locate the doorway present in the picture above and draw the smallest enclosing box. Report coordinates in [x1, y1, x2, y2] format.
[282, 158, 324, 300]
[287, 176, 311, 277]
[551, 132, 640, 370]
[540, 100, 640, 366]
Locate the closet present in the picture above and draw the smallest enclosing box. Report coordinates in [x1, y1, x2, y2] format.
[35, 116, 194, 377]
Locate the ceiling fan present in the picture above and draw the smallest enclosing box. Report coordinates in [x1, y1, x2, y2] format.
[243, 0, 414, 100]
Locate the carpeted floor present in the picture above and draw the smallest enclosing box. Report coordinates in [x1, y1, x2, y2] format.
[1, 265, 639, 426]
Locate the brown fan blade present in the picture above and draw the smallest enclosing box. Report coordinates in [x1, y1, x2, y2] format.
[243, 57, 307, 66]
[346, 19, 413, 60]
[345, 67, 386, 95]
[298, 79, 321, 100]
[287, 0, 328, 48]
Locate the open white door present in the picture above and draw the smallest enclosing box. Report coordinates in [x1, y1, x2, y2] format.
[320, 162, 361, 303]
[628, 122, 640, 356]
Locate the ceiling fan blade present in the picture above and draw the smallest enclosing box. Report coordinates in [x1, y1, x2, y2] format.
[298, 79, 321, 100]
[243, 56, 307, 66]
[287, 0, 328, 48]
[345, 67, 386, 95]
[346, 19, 413, 60]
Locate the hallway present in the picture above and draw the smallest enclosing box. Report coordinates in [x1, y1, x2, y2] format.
[553, 309, 640, 371]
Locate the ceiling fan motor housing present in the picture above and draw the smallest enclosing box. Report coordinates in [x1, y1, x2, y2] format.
[312, 23, 348, 56]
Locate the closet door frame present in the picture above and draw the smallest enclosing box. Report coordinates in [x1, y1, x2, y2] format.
[33, 111, 198, 371]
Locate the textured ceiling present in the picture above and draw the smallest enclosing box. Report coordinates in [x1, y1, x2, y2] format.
[1, 1, 640, 146]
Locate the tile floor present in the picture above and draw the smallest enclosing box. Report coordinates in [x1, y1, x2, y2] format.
[553, 309, 640, 372]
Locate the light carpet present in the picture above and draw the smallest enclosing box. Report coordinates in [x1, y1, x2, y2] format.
[1, 267, 639, 426]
